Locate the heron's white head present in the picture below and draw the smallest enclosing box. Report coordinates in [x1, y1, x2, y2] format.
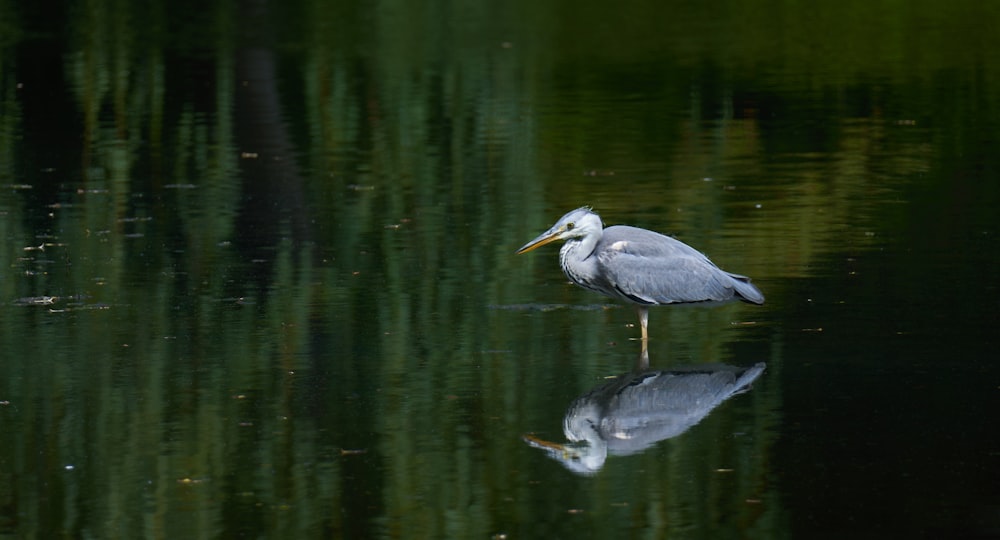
[516, 207, 604, 254]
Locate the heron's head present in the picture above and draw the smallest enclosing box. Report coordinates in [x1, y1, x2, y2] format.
[516, 207, 603, 254]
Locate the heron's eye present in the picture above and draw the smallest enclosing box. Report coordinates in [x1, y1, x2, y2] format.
[566, 222, 575, 231]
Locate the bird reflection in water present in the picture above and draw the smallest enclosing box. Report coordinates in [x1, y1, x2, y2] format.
[524, 353, 765, 475]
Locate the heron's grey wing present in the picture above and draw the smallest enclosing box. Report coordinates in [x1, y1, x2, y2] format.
[596, 226, 739, 304]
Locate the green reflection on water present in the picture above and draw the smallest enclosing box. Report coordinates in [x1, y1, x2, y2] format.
[1, 0, 999, 537]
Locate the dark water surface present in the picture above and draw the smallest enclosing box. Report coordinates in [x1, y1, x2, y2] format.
[2, 1, 1000, 538]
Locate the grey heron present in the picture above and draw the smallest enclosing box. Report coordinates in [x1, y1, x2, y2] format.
[516, 207, 764, 342]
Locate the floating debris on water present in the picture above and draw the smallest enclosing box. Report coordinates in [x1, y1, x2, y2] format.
[13, 296, 57, 306]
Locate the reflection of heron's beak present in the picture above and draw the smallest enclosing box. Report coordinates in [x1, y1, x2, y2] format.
[523, 433, 603, 474]
[522, 434, 570, 455]
[516, 230, 563, 254]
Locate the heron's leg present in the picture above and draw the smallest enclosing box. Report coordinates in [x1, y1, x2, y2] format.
[636, 306, 649, 342]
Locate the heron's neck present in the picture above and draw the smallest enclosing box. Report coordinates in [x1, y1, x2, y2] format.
[562, 231, 599, 260]
[558, 232, 600, 281]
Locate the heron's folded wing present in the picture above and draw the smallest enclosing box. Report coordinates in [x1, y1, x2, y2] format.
[596, 231, 737, 304]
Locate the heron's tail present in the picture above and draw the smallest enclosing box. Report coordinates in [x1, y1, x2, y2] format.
[729, 273, 765, 304]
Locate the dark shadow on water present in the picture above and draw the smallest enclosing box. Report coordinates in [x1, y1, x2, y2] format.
[524, 350, 765, 475]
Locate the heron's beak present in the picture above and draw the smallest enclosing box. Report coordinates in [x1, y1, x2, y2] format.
[516, 229, 563, 254]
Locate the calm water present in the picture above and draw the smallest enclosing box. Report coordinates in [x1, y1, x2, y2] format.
[2, 1, 1000, 538]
